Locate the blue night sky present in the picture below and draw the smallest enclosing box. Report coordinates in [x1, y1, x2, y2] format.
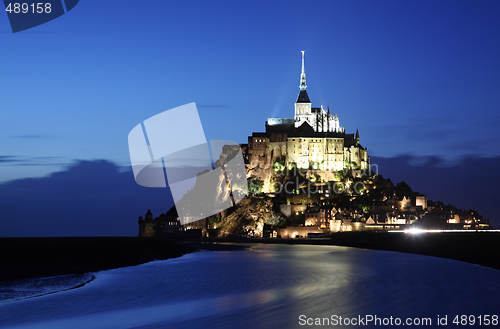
[1, 1, 499, 235]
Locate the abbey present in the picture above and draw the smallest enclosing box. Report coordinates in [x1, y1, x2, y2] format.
[244, 51, 369, 174]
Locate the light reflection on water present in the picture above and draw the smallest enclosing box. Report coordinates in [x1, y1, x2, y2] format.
[0, 244, 499, 328]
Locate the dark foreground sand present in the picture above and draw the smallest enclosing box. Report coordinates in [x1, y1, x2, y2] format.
[1, 232, 499, 282]
[0, 237, 195, 282]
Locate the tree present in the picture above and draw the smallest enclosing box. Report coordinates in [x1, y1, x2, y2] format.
[272, 156, 286, 173]
[334, 171, 344, 182]
[395, 181, 413, 198]
[283, 167, 309, 192]
[248, 176, 264, 194]
[352, 178, 365, 194]
[266, 212, 285, 226]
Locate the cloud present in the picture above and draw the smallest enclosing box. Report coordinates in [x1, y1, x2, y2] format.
[371, 154, 500, 228]
[0, 156, 19, 163]
[0, 155, 64, 166]
[1, 156, 498, 236]
[0, 160, 174, 237]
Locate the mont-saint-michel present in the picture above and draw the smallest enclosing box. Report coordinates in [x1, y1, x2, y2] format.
[2, 3, 500, 328]
[138, 51, 492, 240]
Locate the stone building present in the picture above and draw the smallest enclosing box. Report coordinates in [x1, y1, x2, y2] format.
[138, 209, 158, 237]
[138, 210, 182, 238]
[305, 205, 332, 228]
[243, 51, 369, 177]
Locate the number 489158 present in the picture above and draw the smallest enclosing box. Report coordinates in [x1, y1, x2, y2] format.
[453, 315, 499, 326]
[5, 3, 52, 14]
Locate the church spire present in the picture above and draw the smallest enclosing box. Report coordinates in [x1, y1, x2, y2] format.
[296, 51, 310, 103]
[300, 50, 307, 91]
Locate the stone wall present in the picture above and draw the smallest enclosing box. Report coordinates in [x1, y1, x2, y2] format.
[305, 170, 337, 182]
[276, 226, 331, 238]
[291, 204, 307, 215]
[279, 204, 292, 217]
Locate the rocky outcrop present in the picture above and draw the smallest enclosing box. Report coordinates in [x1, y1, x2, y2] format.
[218, 196, 274, 236]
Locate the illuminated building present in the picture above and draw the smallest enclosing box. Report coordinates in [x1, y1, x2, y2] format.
[245, 51, 369, 175]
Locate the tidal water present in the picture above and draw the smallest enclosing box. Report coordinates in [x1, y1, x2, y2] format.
[0, 274, 93, 303]
[0, 244, 499, 328]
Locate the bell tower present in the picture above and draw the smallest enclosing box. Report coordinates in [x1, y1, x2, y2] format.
[295, 51, 312, 128]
